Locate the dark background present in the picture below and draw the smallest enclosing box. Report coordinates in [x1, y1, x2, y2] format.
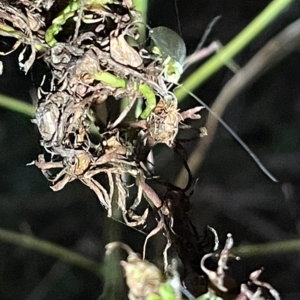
[1, 0, 300, 299]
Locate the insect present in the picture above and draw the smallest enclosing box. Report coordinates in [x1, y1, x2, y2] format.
[148, 24, 277, 182]
[149, 26, 186, 83]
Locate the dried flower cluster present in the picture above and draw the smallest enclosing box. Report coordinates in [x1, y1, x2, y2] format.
[0, 0, 201, 222]
[0, 3, 207, 291]
[0, 1, 280, 299]
[106, 236, 280, 300]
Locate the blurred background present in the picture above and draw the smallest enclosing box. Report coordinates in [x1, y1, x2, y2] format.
[0, 0, 300, 299]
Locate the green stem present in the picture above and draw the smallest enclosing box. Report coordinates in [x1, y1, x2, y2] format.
[45, 0, 80, 46]
[133, 0, 148, 23]
[0, 94, 35, 117]
[93, 71, 127, 88]
[175, 0, 295, 101]
[93, 71, 156, 119]
[133, 0, 147, 41]
[232, 239, 300, 258]
[0, 227, 102, 278]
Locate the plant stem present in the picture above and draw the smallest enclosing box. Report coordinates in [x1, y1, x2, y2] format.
[0, 227, 102, 278]
[175, 0, 295, 102]
[133, 0, 147, 41]
[232, 239, 300, 257]
[0, 94, 34, 117]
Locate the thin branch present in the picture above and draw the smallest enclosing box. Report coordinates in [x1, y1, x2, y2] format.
[0, 93, 34, 117]
[232, 239, 300, 258]
[175, 17, 300, 187]
[0, 227, 102, 278]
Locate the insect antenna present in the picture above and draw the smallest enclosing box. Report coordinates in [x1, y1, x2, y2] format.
[175, 84, 278, 183]
[195, 16, 221, 52]
[173, 0, 182, 37]
[183, 16, 221, 72]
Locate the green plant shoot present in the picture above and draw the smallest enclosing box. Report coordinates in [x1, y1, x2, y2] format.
[45, 0, 117, 46]
[93, 71, 156, 119]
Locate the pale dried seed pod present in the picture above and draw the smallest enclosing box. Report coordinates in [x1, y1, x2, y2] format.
[147, 99, 180, 146]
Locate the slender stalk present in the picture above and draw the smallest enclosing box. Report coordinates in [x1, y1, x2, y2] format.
[175, 0, 295, 101]
[133, 0, 147, 41]
[232, 239, 300, 258]
[0, 227, 102, 278]
[0, 94, 34, 117]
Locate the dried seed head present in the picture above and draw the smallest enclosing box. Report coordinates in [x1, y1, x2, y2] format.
[147, 99, 180, 146]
